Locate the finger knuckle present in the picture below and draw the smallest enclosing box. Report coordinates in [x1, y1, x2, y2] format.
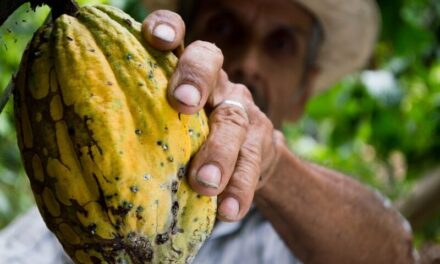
[207, 137, 235, 154]
[260, 111, 273, 131]
[227, 176, 254, 198]
[241, 142, 262, 164]
[192, 40, 223, 60]
[212, 105, 249, 130]
[234, 84, 253, 102]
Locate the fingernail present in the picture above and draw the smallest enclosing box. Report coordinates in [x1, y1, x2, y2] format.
[153, 24, 176, 43]
[196, 164, 221, 189]
[219, 197, 240, 219]
[174, 84, 201, 106]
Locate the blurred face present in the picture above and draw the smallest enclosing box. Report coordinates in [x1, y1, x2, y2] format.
[188, 0, 318, 127]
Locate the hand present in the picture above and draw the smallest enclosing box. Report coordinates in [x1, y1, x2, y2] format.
[142, 10, 284, 222]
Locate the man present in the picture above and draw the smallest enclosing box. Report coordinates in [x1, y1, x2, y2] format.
[0, 0, 417, 263]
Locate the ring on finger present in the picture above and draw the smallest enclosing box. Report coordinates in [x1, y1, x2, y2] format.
[219, 99, 248, 117]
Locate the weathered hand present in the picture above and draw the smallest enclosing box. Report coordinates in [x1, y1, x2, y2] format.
[142, 10, 284, 222]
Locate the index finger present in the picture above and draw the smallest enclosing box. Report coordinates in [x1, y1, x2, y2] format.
[142, 10, 185, 51]
[167, 41, 224, 114]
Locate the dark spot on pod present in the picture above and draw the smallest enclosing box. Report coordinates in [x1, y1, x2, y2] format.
[123, 201, 133, 209]
[66, 36, 73, 41]
[193, 217, 199, 222]
[164, 126, 168, 131]
[84, 115, 93, 122]
[87, 223, 97, 235]
[124, 18, 132, 26]
[171, 221, 179, 235]
[89, 49, 95, 52]
[135, 129, 142, 135]
[197, 133, 201, 137]
[130, 185, 139, 193]
[188, 129, 194, 135]
[138, 82, 144, 87]
[155, 232, 169, 245]
[105, 194, 114, 200]
[178, 167, 186, 179]
[69, 199, 88, 216]
[196, 194, 201, 199]
[136, 206, 144, 220]
[111, 201, 133, 216]
[171, 181, 178, 193]
[107, 81, 113, 86]
[162, 144, 168, 151]
[157, 141, 162, 146]
[167, 156, 174, 162]
[115, 219, 122, 230]
[172, 201, 179, 216]
[126, 53, 133, 60]
[148, 71, 154, 80]
[178, 113, 182, 120]
[125, 233, 154, 262]
[22, 19, 27, 23]
[136, 206, 144, 213]
[115, 176, 120, 181]
[68, 126, 75, 136]
[160, 162, 164, 167]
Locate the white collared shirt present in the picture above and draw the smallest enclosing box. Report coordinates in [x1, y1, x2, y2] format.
[0, 206, 301, 264]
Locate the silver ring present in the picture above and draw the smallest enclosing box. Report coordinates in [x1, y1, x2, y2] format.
[221, 99, 246, 112]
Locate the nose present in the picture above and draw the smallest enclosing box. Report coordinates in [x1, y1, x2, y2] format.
[227, 47, 261, 84]
[226, 47, 269, 113]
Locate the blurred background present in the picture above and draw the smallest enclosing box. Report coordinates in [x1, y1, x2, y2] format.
[0, 0, 439, 253]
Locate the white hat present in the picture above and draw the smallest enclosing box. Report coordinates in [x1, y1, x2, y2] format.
[143, 0, 380, 94]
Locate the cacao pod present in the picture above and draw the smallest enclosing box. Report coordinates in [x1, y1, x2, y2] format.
[14, 4, 216, 263]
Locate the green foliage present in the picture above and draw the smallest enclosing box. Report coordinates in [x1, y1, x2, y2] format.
[284, 0, 440, 243]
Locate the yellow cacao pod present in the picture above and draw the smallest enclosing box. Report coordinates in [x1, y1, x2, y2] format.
[14, 4, 216, 263]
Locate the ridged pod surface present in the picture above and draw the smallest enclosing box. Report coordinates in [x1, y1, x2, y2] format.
[14, 4, 216, 263]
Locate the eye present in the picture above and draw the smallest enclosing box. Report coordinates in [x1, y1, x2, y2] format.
[210, 15, 234, 37]
[204, 12, 241, 41]
[265, 28, 298, 57]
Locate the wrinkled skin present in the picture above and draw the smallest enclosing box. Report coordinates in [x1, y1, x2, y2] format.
[142, 0, 417, 263]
